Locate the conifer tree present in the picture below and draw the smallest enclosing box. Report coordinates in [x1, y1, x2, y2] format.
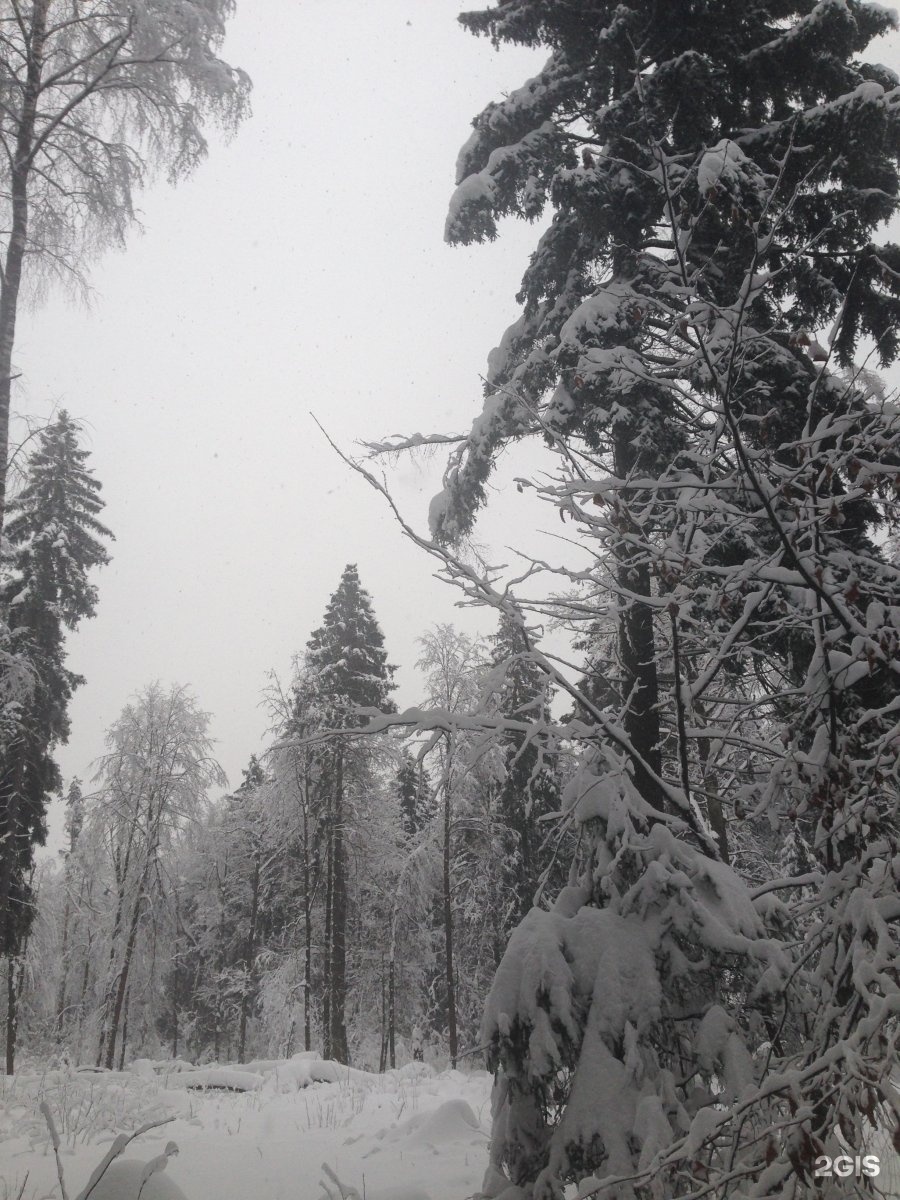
[488, 612, 561, 927]
[396, 750, 431, 838]
[0, 410, 111, 1072]
[395, 2, 900, 1194]
[304, 564, 395, 1063]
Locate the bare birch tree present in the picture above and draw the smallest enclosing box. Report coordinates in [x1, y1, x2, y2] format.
[91, 682, 223, 1069]
[0, 0, 250, 524]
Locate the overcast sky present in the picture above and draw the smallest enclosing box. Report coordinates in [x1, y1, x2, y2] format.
[16, 1, 554, 821]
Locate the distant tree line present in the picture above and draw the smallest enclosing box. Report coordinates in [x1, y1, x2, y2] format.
[7, 566, 569, 1071]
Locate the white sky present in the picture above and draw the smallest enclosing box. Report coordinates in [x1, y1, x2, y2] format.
[15, 1, 551, 818]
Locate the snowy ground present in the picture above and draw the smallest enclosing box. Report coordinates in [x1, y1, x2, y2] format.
[0, 1057, 493, 1200]
[5, 1059, 899, 1199]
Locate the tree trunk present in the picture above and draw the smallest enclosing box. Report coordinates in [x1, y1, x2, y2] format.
[323, 815, 333, 1061]
[0, 0, 48, 536]
[238, 850, 261, 1063]
[97, 880, 128, 1067]
[442, 770, 457, 1069]
[379, 962, 387, 1073]
[103, 887, 143, 1070]
[302, 785, 313, 1053]
[76, 938, 92, 1054]
[5, 954, 17, 1074]
[388, 956, 395, 1070]
[55, 890, 73, 1039]
[614, 434, 666, 813]
[117, 988, 130, 1071]
[330, 748, 348, 1064]
[304, 859, 313, 1054]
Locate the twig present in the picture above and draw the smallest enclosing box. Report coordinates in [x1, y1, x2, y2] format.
[39, 1100, 70, 1200]
[74, 1116, 175, 1200]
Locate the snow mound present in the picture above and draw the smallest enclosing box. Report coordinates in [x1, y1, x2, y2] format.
[368, 1189, 432, 1200]
[263, 1054, 434, 1093]
[172, 1067, 263, 1091]
[77, 1159, 189, 1200]
[377, 1098, 484, 1147]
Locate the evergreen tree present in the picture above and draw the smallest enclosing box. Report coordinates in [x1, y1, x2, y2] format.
[63, 778, 85, 856]
[396, 750, 431, 838]
[488, 612, 561, 927]
[0, 410, 111, 1072]
[417, 3, 900, 1195]
[224, 755, 271, 1063]
[304, 564, 395, 1063]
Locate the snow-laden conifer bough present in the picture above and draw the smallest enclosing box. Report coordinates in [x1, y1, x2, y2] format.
[358, 0, 900, 1196]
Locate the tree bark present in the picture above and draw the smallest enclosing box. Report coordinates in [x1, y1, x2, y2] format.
[323, 813, 333, 1061]
[330, 747, 348, 1064]
[442, 767, 457, 1069]
[238, 849, 261, 1062]
[0, 0, 48, 536]
[103, 884, 144, 1070]
[76, 938, 92, 1054]
[97, 872, 129, 1067]
[5, 954, 17, 1074]
[55, 889, 73, 1039]
[117, 987, 130, 1071]
[614, 434, 666, 813]
[388, 956, 395, 1070]
[304, 841, 313, 1054]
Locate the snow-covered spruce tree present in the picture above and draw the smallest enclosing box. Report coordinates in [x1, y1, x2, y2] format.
[217, 756, 276, 1063]
[303, 564, 395, 1064]
[487, 611, 563, 930]
[0, 410, 111, 1073]
[396, 750, 433, 839]
[379, 2, 900, 1196]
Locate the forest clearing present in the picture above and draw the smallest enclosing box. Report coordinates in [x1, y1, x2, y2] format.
[1, 1056, 493, 1200]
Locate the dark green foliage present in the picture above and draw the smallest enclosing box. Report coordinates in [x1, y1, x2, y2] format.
[396, 751, 431, 838]
[305, 564, 396, 726]
[0, 412, 111, 957]
[304, 565, 396, 1063]
[488, 612, 561, 924]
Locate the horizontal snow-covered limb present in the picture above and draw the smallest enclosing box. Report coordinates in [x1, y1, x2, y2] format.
[804, 78, 900, 125]
[363, 431, 467, 455]
[743, 0, 892, 64]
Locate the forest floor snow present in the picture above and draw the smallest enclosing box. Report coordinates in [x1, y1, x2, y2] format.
[0, 1057, 494, 1200]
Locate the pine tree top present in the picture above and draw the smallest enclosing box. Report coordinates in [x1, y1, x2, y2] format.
[304, 564, 396, 724]
[4, 410, 113, 629]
